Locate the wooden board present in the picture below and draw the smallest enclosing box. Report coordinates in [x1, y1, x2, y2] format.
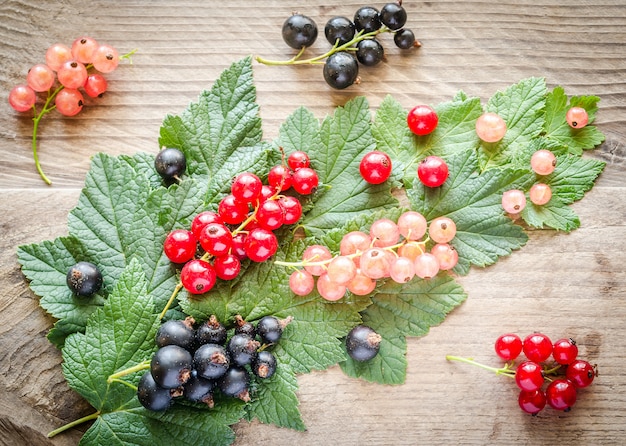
[0, 1, 625, 444]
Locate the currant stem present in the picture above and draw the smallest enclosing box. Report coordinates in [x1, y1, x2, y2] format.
[106, 359, 151, 384]
[445, 355, 516, 379]
[47, 411, 100, 438]
[158, 281, 184, 320]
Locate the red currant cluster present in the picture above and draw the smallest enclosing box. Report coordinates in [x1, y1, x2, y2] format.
[163, 151, 319, 295]
[281, 211, 459, 301]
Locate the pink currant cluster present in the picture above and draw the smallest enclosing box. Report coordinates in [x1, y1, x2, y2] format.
[163, 151, 319, 295]
[284, 211, 459, 301]
[8, 37, 121, 116]
[496, 332, 597, 414]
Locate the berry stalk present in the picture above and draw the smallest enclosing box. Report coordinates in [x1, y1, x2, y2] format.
[446, 355, 517, 379]
[47, 411, 101, 438]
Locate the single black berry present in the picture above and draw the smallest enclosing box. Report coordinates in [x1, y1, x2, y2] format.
[155, 147, 186, 180]
[218, 366, 251, 401]
[323, 52, 359, 90]
[356, 39, 385, 67]
[324, 16, 356, 46]
[155, 318, 196, 351]
[234, 314, 256, 338]
[150, 345, 193, 389]
[353, 6, 381, 34]
[66, 261, 103, 297]
[193, 343, 230, 380]
[345, 325, 382, 362]
[195, 315, 227, 346]
[137, 371, 173, 412]
[380, 2, 407, 30]
[227, 333, 260, 367]
[282, 13, 318, 49]
[252, 350, 278, 379]
[394, 28, 416, 49]
[256, 315, 290, 344]
[183, 369, 216, 407]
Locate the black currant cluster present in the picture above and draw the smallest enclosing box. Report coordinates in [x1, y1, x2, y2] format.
[137, 314, 292, 412]
[276, 1, 418, 89]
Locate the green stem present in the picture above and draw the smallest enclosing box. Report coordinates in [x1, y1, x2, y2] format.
[47, 411, 100, 438]
[158, 281, 184, 320]
[107, 360, 151, 384]
[255, 28, 390, 66]
[446, 355, 516, 378]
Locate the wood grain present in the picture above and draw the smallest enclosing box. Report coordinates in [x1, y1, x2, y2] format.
[0, 0, 625, 445]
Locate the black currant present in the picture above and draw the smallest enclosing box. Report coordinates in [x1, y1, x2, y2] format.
[150, 345, 193, 389]
[193, 343, 230, 380]
[380, 2, 407, 30]
[323, 52, 359, 90]
[183, 369, 215, 407]
[394, 28, 416, 49]
[196, 315, 227, 346]
[252, 350, 278, 379]
[227, 333, 260, 367]
[345, 325, 382, 362]
[66, 261, 103, 297]
[356, 39, 385, 67]
[218, 366, 251, 401]
[324, 16, 356, 46]
[155, 318, 196, 351]
[155, 147, 186, 180]
[282, 13, 318, 49]
[234, 314, 256, 338]
[137, 371, 173, 412]
[256, 315, 291, 344]
[353, 6, 381, 34]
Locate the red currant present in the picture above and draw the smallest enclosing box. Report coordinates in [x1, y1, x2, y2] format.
[494, 333, 523, 361]
[163, 229, 197, 264]
[292, 167, 319, 195]
[359, 151, 392, 184]
[244, 228, 278, 262]
[417, 156, 448, 187]
[546, 378, 577, 411]
[191, 211, 223, 239]
[180, 259, 217, 295]
[255, 199, 285, 231]
[218, 194, 250, 225]
[515, 361, 544, 392]
[213, 254, 241, 281]
[268, 165, 293, 192]
[231, 172, 263, 203]
[407, 104, 438, 136]
[279, 196, 303, 225]
[260, 185, 276, 202]
[566, 360, 596, 388]
[552, 338, 579, 365]
[198, 223, 233, 257]
[231, 233, 247, 260]
[518, 389, 546, 415]
[523, 333, 553, 363]
[288, 151, 310, 170]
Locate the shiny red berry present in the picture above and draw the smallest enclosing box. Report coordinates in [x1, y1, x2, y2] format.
[407, 105, 438, 136]
[523, 333, 553, 363]
[288, 151, 310, 170]
[515, 361, 544, 392]
[163, 229, 197, 263]
[518, 389, 546, 415]
[255, 199, 285, 231]
[291, 167, 319, 195]
[566, 360, 596, 388]
[244, 228, 278, 262]
[494, 333, 523, 361]
[268, 165, 293, 192]
[218, 194, 249, 225]
[214, 254, 241, 281]
[417, 155, 448, 187]
[198, 223, 233, 257]
[231, 172, 263, 203]
[191, 211, 223, 239]
[359, 151, 392, 184]
[279, 196, 303, 225]
[546, 378, 577, 411]
[180, 259, 217, 295]
[552, 338, 579, 365]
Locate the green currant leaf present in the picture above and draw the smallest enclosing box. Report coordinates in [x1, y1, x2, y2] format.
[521, 198, 580, 231]
[545, 154, 606, 204]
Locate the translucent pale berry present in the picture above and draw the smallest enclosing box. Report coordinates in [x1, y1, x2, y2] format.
[92, 44, 119, 73]
[55, 88, 84, 116]
[214, 254, 241, 281]
[430, 243, 458, 270]
[359, 151, 392, 184]
[218, 194, 249, 225]
[347, 269, 377, 296]
[8, 85, 36, 112]
[180, 259, 217, 295]
[289, 269, 315, 296]
[71, 36, 99, 64]
[530, 149, 556, 176]
[370, 218, 400, 248]
[84, 74, 108, 98]
[231, 172, 262, 203]
[279, 196, 303, 225]
[566, 360, 596, 388]
[397, 241, 426, 262]
[326, 256, 357, 286]
[518, 389, 546, 415]
[198, 223, 233, 257]
[302, 245, 332, 276]
[529, 183, 552, 205]
[546, 379, 577, 411]
[267, 165, 293, 192]
[57, 60, 88, 89]
[287, 151, 310, 170]
[523, 333, 553, 363]
[397, 211, 427, 241]
[552, 338, 579, 365]
[515, 361, 544, 392]
[389, 256, 415, 283]
[494, 333, 523, 361]
[291, 167, 319, 195]
[316, 273, 346, 301]
[417, 156, 449, 188]
[407, 104, 438, 136]
[340, 231, 372, 259]
[501, 189, 527, 214]
[475, 112, 507, 143]
[163, 229, 196, 263]
[414, 253, 440, 279]
[45, 43, 73, 71]
[26, 64, 55, 92]
[255, 199, 285, 231]
[191, 211, 223, 239]
[566, 106, 589, 129]
[244, 228, 278, 262]
[359, 247, 391, 279]
[428, 217, 457, 244]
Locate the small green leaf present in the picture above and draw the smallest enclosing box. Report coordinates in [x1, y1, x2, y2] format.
[522, 198, 580, 231]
